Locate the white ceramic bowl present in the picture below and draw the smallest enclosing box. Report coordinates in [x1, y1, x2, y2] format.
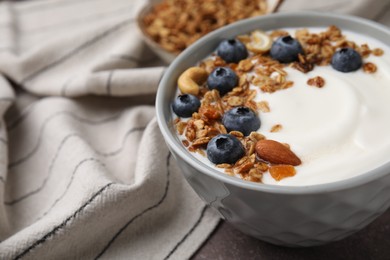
[156, 12, 390, 246]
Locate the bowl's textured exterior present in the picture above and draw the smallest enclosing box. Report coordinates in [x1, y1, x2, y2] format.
[156, 12, 390, 246]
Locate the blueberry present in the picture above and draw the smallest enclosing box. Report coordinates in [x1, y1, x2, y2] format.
[207, 134, 245, 164]
[207, 67, 238, 95]
[270, 35, 304, 63]
[222, 107, 260, 136]
[172, 94, 200, 117]
[331, 47, 362, 72]
[217, 39, 248, 64]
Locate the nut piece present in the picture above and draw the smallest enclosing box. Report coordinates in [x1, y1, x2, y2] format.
[246, 30, 272, 54]
[255, 139, 301, 166]
[178, 67, 208, 95]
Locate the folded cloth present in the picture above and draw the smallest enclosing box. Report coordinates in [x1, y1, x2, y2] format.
[0, 0, 220, 259]
[0, 0, 389, 259]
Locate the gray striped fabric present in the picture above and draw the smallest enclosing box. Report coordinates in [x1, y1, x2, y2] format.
[0, 0, 389, 259]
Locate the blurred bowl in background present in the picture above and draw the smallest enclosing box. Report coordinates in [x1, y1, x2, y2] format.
[136, 0, 283, 64]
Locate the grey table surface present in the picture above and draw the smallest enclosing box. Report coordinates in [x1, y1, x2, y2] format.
[192, 208, 390, 260]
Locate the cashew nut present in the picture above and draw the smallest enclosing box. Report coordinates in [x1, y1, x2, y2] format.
[246, 30, 272, 54]
[178, 67, 208, 95]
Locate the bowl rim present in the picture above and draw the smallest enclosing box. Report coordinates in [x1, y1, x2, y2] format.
[156, 11, 390, 195]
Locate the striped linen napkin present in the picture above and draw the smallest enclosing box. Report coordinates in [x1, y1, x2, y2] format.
[0, 0, 219, 259]
[0, 0, 389, 259]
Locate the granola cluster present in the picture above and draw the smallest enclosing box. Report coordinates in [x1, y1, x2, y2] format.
[143, 0, 269, 54]
[174, 85, 270, 183]
[291, 26, 383, 73]
[174, 26, 384, 183]
[307, 76, 325, 88]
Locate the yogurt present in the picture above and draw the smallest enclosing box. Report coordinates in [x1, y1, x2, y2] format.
[174, 27, 390, 186]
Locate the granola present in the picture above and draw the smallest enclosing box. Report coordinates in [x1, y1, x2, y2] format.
[143, 0, 270, 54]
[363, 62, 377, 73]
[307, 76, 325, 88]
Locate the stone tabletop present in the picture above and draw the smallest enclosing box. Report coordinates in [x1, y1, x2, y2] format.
[192, 208, 390, 260]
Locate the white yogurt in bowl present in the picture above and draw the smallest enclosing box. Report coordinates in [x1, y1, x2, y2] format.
[172, 26, 390, 186]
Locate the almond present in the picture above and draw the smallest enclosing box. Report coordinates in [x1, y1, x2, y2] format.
[255, 139, 301, 166]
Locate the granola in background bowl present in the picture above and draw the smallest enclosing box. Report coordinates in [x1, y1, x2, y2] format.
[137, 0, 283, 63]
